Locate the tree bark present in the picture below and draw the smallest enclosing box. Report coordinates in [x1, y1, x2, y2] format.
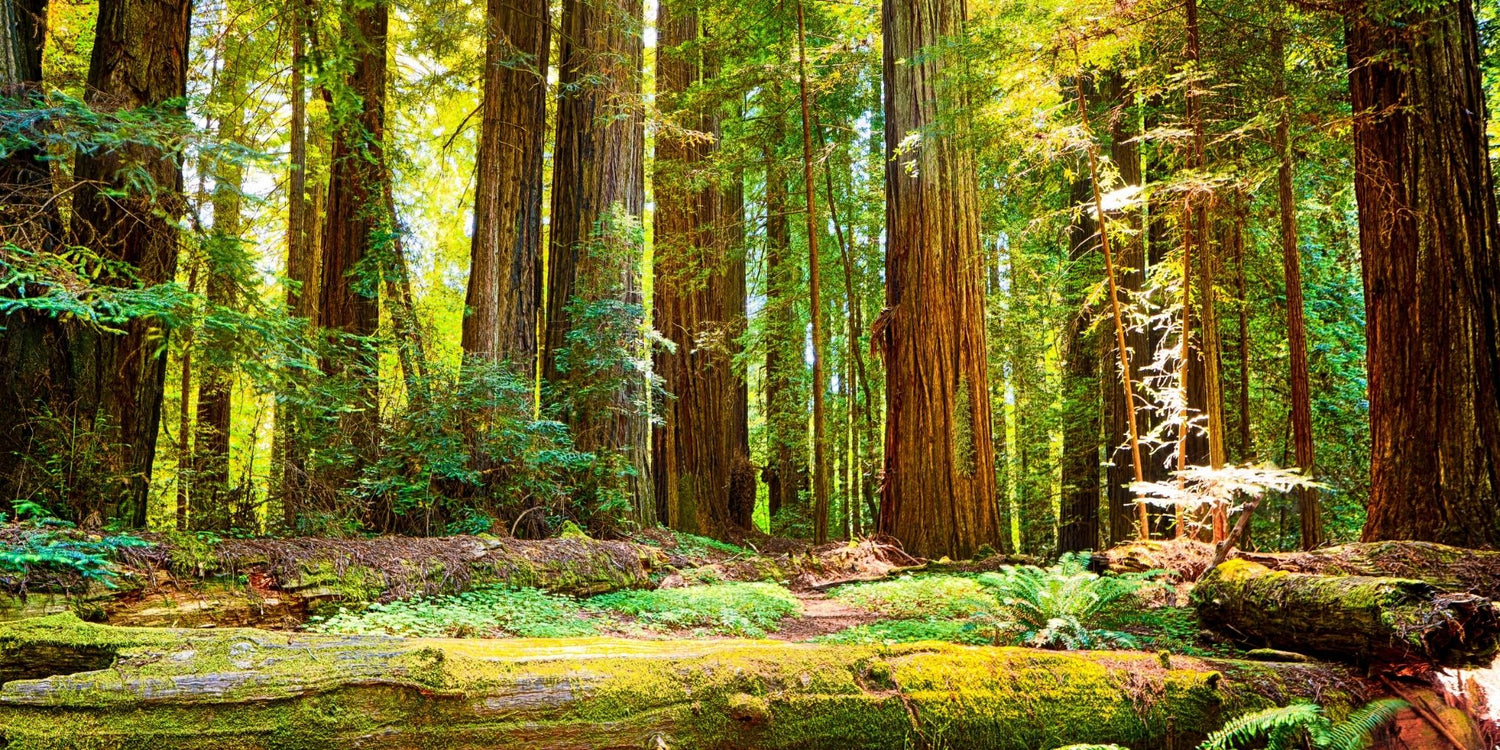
[1193, 559, 1500, 668]
[58, 0, 192, 527]
[462, 0, 547, 371]
[316, 0, 388, 496]
[793, 0, 830, 546]
[277, 0, 316, 529]
[0, 614, 1388, 750]
[543, 0, 652, 524]
[652, 0, 751, 536]
[1059, 175, 1101, 553]
[762, 147, 808, 527]
[1347, 0, 1500, 548]
[878, 0, 999, 559]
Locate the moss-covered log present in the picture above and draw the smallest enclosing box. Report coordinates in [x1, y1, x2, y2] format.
[1233, 541, 1500, 600]
[1193, 559, 1500, 668]
[2, 536, 663, 629]
[0, 613, 1379, 750]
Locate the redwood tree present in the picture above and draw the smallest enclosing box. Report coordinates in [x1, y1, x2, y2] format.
[878, 0, 999, 559]
[61, 0, 192, 526]
[651, 0, 751, 536]
[543, 0, 652, 523]
[462, 0, 548, 369]
[1349, 0, 1500, 547]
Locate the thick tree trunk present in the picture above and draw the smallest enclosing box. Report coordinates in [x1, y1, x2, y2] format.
[316, 0, 388, 497]
[1060, 176, 1101, 553]
[0, 614, 1388, 749]
[543, 0, 652, 524]
[277, 0, 315, 529]
[1348, 0, 1500, 547]
[878, 0, 999, 559]
[1193, 559, 1500, 668]
[59, 0, 192, 527]
[763, 153, 808, 527]
[1273, 9, 1320, 550]
[651, 2, 750, 537]
[462, 0, 547, 370]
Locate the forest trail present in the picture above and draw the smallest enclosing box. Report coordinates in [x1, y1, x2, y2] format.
[768, 591, 879, 640]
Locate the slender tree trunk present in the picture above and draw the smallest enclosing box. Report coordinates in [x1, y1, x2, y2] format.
[318, 0, 388, 491]
[62, 0, 193, 526]
[878, 0, 999, 559]
[277, 0, 314, 529]
[652, 0, 751, 536]
[462, 0, 547, 370]
[543, 0, 652, 524]
[1273, 10, 1320, 550]
[1234, 201, 1253, 464]
[1349, 0, 1500, 547]
[793, 0, 830, 545]
[1059, 174, 1101, 553]
[762, 149, 808, 526]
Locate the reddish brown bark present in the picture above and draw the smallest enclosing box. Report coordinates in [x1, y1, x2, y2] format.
[543, 0, 652, 522]
[1348, 0, 1500, 547]
[462, 0, 548, 370]
[878, 0, 999, 558]
[651, 0, 751, 536]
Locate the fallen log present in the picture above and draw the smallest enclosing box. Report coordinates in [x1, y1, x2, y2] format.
[1233, 541, 1500, 600]
[1192, 559, 1500, 669]
[0, 535, 663, 629]
[0, 613, 1379, 750]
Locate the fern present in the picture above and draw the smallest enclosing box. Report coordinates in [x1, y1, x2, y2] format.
[1199, 700, 1407, 750]
[975, 553, 1163, 649]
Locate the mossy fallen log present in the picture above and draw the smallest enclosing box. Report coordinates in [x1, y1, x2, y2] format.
[0, 613, 1376, 750]
[1, 535, 663, 629]
[1233, 541, 1500, 600]
[1192, 559, 1500, 668]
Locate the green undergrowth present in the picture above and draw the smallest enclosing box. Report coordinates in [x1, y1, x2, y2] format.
[307, 585, 597, 638]
[830, 574, 995, 619]
[816, 618, 992, 645]
[587, 581, 800, 637]
[306, 581, 802, 639]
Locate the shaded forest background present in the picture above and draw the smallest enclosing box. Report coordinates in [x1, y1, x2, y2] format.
[1, 0, 1497, 557]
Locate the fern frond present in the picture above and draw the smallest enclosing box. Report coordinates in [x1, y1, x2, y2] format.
[1199, 703, 1327, 750]
[1324, 699, 1407, 750]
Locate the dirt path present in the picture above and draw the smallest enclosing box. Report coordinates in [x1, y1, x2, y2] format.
[769, 592, 878, 641]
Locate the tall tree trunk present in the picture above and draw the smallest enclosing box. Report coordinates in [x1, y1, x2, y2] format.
[191, 81, 247, 532]
[0, 0, 55, 518]
[651, 0, 751, 536]
[277, 0, 315, 529]
[1100, 72, 1154, 545]
[762, 150, 808, 527]
[62, 0, 192, 526]
[543, 0, 652, 524]
[1273, 8, 1320, 550]
[878, 0, 999, 559]
[1059, 173, 1101, 553]
[462, 0, 547, 370]
[1349, 0, 1500, 547]
[793, 0, 830, 545]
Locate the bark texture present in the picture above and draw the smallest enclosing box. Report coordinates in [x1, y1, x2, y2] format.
[1059, 175, 1101, 553]
[462, 0, 548, 368]
[0, 614, 1385, 750]
[1348, 0, 1500, 547]
[543, 0, 652, 523]
[878, 0, 999, 559]
[1193, 559, 1500, 668]
[33, 0, 192, 526]
[651, 3, 751, 536]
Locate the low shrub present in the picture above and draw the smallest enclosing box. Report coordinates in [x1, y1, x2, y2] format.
[586, 582, 800, 637]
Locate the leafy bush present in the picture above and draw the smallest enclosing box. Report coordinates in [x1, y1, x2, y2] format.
[0, 525, 151, 591]
[831, 574, 995, 619]
[974, 553, 1166, 650]
[1199, 700, 1407, 750]
[817, 618, 991, 646]
[306, 585, 597, 638]
[586, 582, 800, 637]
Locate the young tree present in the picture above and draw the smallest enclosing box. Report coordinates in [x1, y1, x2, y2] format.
[1349, 0, 1500, 547]
[462, 0, 548, 370]
[762, 142, 809, 526]
[543, 0, 652, 523]
[878, 0, 1000, 559]
[651, 0, 752, 535]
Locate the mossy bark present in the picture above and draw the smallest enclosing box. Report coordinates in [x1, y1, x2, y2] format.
[1193, 559, 1500, 668]
[0, 614, 1372, 750]
[2, 537, 662, 629]
[1233, 540, 1500, 600]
